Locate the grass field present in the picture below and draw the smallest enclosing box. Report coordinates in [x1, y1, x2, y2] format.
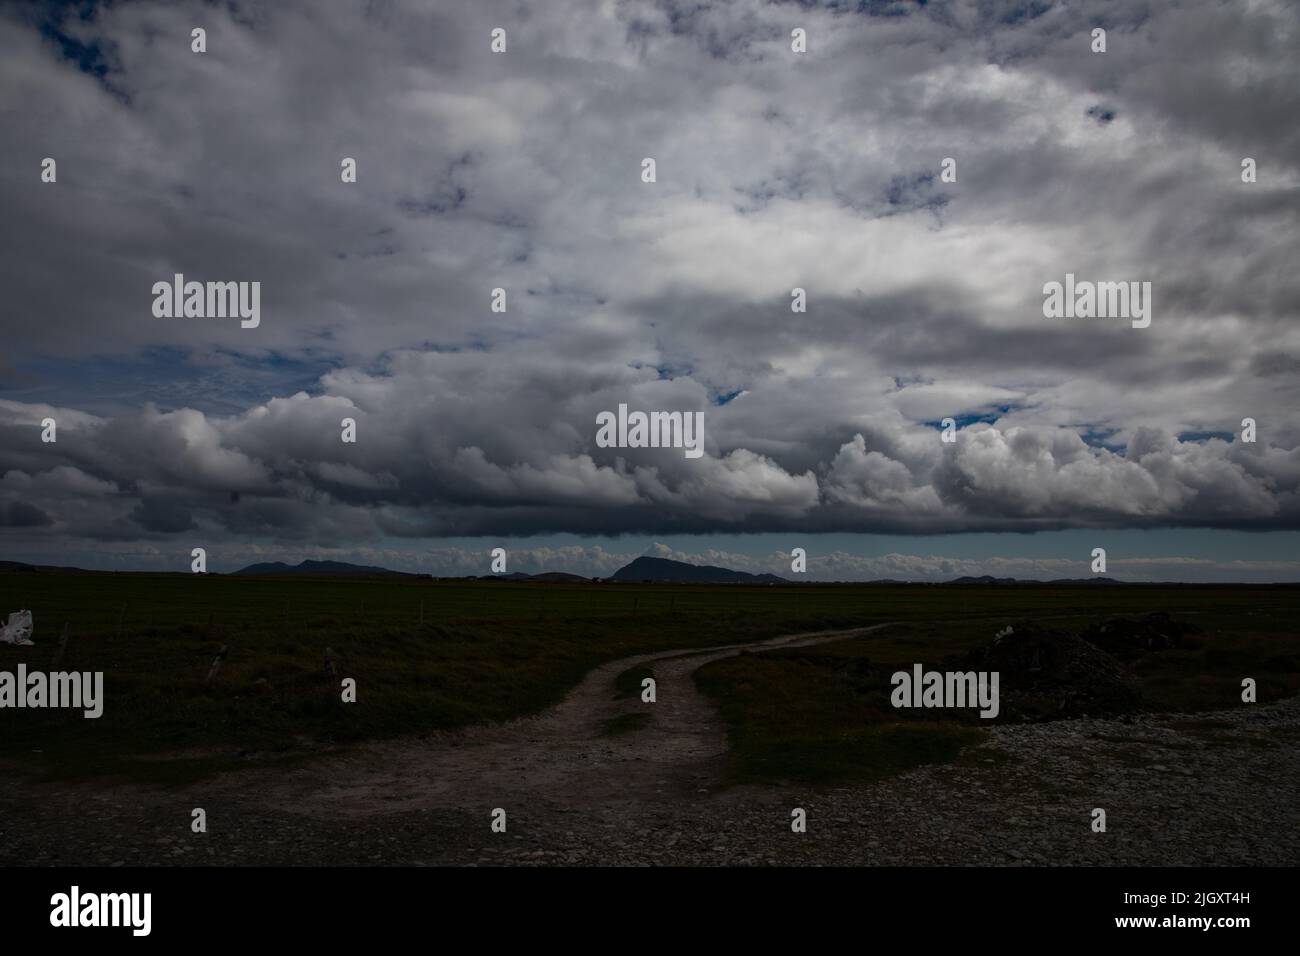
[2, 570, 1297, 785]
[695, 597, 1300, 785]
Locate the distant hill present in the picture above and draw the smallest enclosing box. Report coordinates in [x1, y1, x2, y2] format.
[947, 575, 1126, 586]
[0, 559, 1264, 586]
[1049, 577, 1126, 586]
[610, 555, 787, 584]
[232, 562, 593, 582]
[0, 560, 89, 574]
[233, 559, 422, 578]
[528, 572, 591, 583]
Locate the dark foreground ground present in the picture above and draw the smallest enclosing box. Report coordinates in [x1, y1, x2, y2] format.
[1, 573, 1297, 865]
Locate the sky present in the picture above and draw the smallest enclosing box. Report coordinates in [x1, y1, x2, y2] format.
[1, 0, 1298, 582]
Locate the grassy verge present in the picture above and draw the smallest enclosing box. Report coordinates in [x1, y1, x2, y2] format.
[694, 600, 1300, 786]
[0, 572, 893, 780]
[3, 573, 1297, 784]
[694, 636, 985, 785]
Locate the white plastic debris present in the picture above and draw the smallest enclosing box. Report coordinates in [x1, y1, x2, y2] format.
[1, 609, 35, 645]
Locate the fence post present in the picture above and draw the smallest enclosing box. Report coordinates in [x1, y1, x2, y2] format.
[52, 622, 70, 669]
[205, 644, 229, 684]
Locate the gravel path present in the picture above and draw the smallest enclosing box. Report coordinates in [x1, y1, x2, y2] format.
[3, 623, 1296, 866]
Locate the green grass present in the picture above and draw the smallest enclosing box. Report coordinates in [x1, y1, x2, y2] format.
[0, 571, 894, 779]
[693, 638, 985, 785]
[693, 594, 1300, 786]
[3, 572, 1297, 785]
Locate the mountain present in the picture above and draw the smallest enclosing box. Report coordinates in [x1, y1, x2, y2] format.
[232, 562, 593, 581]
[1047, 577, 1126, 586]
[0, 560, 97, 574]
[947, 575, 1127, 586]
[528, 572, 591, 583]
[232, 559, 422, 578]
[609, 556, 787, 584]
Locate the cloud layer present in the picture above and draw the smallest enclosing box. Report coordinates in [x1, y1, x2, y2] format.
[1, 0, 1298, 564]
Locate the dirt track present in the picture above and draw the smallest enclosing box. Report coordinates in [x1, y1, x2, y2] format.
[3, 622, 1298, 866]
[238, 624, 896, 819]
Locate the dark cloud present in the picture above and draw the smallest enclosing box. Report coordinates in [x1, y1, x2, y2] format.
[0, 501, 53, 528]
[0, 0, 1296, 559]
[130, 496, 196, 534]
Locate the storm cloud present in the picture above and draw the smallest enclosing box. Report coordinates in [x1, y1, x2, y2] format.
[1, 0, 1297, 566]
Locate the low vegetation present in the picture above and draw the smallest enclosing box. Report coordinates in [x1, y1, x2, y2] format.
[694, 600, 1300, 785]
[2, 571, 1296, 786]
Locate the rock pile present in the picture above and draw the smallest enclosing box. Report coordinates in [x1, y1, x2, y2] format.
[954, 622, 1141, 719]
[1080, 611, 1202, 659]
